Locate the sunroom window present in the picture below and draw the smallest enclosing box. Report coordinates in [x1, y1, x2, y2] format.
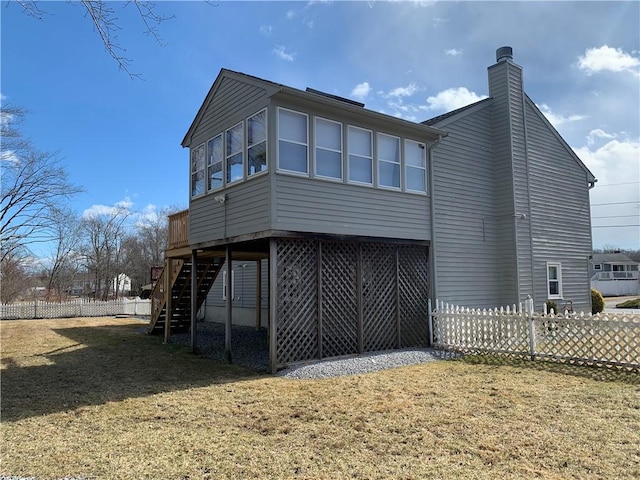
[190, 143, 205, 197]
[315, 117, 342, 180]
[405, 140, 427, 193]
[207, 134, 223, 191]
[348, 126, 373, 184]
[226, 122, 244, 184]
[378, 133, 401, 189]
[247, 110, 267, 177]
[278, 108, 308, 174]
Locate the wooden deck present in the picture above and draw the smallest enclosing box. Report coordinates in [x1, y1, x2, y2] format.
[166, 209, 191, 258]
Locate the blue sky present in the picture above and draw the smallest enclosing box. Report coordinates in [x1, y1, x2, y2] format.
[2, 1, 639, 256]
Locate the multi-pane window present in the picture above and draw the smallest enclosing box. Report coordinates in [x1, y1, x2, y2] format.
[207, 134, 223, 191]
[247, 110, 267, 177]
[405, 140, 427, 192]
[190, 143, 205, 197]
[547, 262, 563, 299]
[378, 133, 401, 189]
[226, 122, 244, 184]
[278, 108, 308, 174]
[348, 126, 373, 184]
[315, 117, 342, 180]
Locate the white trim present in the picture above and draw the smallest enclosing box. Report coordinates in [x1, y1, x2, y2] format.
[314, 116, 343, 181]
[226, 121, 245, 185]
[190, 142, 206, 198]
[404, 139, 427, 193]
[247, 108, 268, 178]
[377, 132, 401, 190]
[206, 133, 224, 192]
[347, 125, 373, 186]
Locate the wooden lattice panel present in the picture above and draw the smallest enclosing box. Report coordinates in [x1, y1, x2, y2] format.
[276, 239, 319, 365]
[398, 246, 429, 347]
[361, 243, 397, 352]
[321, 241, 358, 357]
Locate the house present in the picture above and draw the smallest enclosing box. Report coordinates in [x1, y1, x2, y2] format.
[149, 46, 596, 373]
[590, 252, 640, 296]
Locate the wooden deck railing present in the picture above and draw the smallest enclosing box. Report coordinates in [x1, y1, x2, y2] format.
[168, 209, 189, 250]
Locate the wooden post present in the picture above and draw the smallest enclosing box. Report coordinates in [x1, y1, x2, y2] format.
[317, 241, 323, 359]
[269, 239, 278, 374]
[224, 244, 233, 363]
[255, 260, 262, 330]
[190, 249, 198, 353]
[163, 257, 172, 344]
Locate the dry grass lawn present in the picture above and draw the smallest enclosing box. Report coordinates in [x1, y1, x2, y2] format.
[1, 317, 639, 480]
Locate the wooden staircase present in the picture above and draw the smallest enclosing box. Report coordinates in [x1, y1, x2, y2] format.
[148, 257, 224, 335]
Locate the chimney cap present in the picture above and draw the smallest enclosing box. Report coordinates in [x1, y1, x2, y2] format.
[496, 46, 513, 63]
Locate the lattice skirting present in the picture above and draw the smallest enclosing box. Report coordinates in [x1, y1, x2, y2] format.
[275, 238, 430, 366]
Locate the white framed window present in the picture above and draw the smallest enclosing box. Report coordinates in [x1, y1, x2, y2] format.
[190, 143, 206, 197]
[593, 264, 602, 270]
[315, 117, 343, 180]
[546, 262, 563, 299]
[226, 122, 244, 184]
[278, 108, 308, 174]
[348, 125, 373, 185]
[207, 134, 223, 191]
[404, 139, 427, 193]
[222, 270, 235, 301]
[378, 133, 401, 189]
[247, 109, 267, 177]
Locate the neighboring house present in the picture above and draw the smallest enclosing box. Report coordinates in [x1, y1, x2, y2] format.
[68, 274, 96, 296]
[151, 46, 596, 372]
[590, 252, 640, 296]
[112, 273, 132, 297]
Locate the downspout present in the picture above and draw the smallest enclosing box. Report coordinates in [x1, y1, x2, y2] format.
[428, 134, 443, 304]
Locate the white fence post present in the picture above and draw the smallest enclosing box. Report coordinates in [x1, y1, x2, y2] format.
[428, 298, 433, 347]
[526, 295, 536, 361]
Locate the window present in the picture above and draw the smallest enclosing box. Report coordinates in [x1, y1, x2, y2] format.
[190, 143, 205, 197]
[593, 264, 602, 270]
[405, 140, 427, 192]
[207, 134, 223, 191]
[315, 117, 342, 179]
[226, 122, 244, 184]
[278, 108, 308, 174]
[378, 133, 400, 189]
[547, 262, 562, 299]
[247, 110, 267, 177]
[348, 126, 373, 184]
[222, 270, 235, 301]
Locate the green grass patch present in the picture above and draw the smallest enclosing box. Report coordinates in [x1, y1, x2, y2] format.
[2, 317, 639, 479]
[616, 298, 640, 308]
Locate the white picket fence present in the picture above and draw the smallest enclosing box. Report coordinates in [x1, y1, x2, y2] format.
[0, 297, 151, 320]
[429, 299, 640, 371]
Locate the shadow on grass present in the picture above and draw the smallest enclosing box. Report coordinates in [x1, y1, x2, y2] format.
[0, 322, 264, 422]
[462, 354, 640, 385]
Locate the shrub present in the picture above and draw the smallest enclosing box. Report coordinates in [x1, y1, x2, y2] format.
[545, 300, 558, 314]
[591, 288, 605, 314]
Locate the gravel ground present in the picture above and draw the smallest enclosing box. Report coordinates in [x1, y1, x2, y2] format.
[166, 321, 460, 378]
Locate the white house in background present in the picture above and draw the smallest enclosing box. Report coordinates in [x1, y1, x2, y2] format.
[590, 252, 640, 296]
[112, 273, 132, 297]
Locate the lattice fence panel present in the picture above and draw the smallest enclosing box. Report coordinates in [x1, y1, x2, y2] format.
[398, 246, 429, 347]
[321, 241, 358, 358]
[276, 239, 319, 365]
[362, 243, 397, 352]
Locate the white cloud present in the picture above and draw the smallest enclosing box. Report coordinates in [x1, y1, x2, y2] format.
[286, 10, 295, 20]
[351, 81, 371, 100]
[426, 87, 488, 111]
[0, 149, 19, 164]
[387, 83, 419, 98]
[575, 138, 640, 249]
[445, 48, 462, 56]
[587, 129, 616, 146]
[578, 45, 640, 75]
[273, 45, 296, 62]
[259, 25, 273, 36]
[82, 198, 133, 219]
[537, 103, 587, 128]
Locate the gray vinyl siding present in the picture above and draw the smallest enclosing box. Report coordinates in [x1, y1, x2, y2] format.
[431, 105, 510, 307]
[207, 260, 268, 308]
[190, 175, 270, 246]
[273, 174, 431, 240]
[525, 100, 592, 310]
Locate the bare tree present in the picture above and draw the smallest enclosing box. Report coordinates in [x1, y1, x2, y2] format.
[0, 246, 31, 304]
[40, 206, 83, 300]
[0, 105, 82, 263]
[80, 205, 130, 300]
[14, 0, 174, 78]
